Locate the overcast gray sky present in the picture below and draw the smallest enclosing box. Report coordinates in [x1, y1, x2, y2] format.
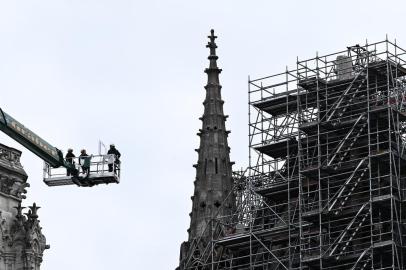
[0, 0, 405, 269]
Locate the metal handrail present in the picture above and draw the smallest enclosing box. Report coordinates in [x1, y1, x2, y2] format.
[44, 154, 120, 179]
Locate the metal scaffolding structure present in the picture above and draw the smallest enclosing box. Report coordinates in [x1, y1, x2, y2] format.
[181, 38, 406, 270]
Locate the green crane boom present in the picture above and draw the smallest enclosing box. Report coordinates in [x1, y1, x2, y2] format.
[0, 107, 75, 171]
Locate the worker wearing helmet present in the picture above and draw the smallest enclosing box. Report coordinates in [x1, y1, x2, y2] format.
[107, 144, 121, 172]
[79, 149, 91, 175]
[65, 149, 76, 176]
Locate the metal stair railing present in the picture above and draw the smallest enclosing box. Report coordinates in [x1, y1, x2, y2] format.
[328, 76, 368, 122]
[335, 208, 369, 260]
[326, 113, 367, 168]
[325, 69, 366, 122]
[325, 203, 370, 259]
[350, 248, 372, 270]
[334, 121, 367, 168]
[334, 166, 368, 215]
[334, 77, 367, 120]
[326, 157, 369, 215]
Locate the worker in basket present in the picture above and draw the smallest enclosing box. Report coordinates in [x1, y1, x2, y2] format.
[65, 148, 76, 176]
[107, 144, 121, 173]
[79, 149, 92, 175]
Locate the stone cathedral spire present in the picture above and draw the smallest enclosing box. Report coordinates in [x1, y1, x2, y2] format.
[178, 30, 235, 268]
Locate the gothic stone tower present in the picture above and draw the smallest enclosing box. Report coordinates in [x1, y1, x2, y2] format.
[178, 30, 235, 269]
[0, 143, 48, 269]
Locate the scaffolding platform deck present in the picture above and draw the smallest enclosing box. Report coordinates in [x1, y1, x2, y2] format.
[252, 90, 318, 116]
[252, 94, 298, 116]
[299, 121, 320, 134]
[253, 138, 298, 158]
[370, 105, 406, 121]
[298, 76, 328, 91]
[254, 178, 299, 199]
[298, 75, 366, 95]
[215, 233, 251, 249]
[369, 59, 406, 78]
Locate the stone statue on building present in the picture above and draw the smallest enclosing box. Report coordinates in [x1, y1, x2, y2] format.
[0, 143, 48, 269]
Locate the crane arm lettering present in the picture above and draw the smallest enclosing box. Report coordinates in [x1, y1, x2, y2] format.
[0, 108, 64, 168]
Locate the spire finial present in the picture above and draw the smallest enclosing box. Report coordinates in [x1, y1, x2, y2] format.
[206, 29, 219, 71]
[207, 29, 217, 54]
[208, 29, 216, 45]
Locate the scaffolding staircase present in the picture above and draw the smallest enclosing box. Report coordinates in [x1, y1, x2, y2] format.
[328, 203, 370, 260]
[350, 248, 372, 270]
[326, 71, 367, 122]
[327, 157, 369, 215]
[326, 113, 367, 169]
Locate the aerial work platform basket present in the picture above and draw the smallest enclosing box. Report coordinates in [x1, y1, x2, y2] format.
[43, 154, 120, 187]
